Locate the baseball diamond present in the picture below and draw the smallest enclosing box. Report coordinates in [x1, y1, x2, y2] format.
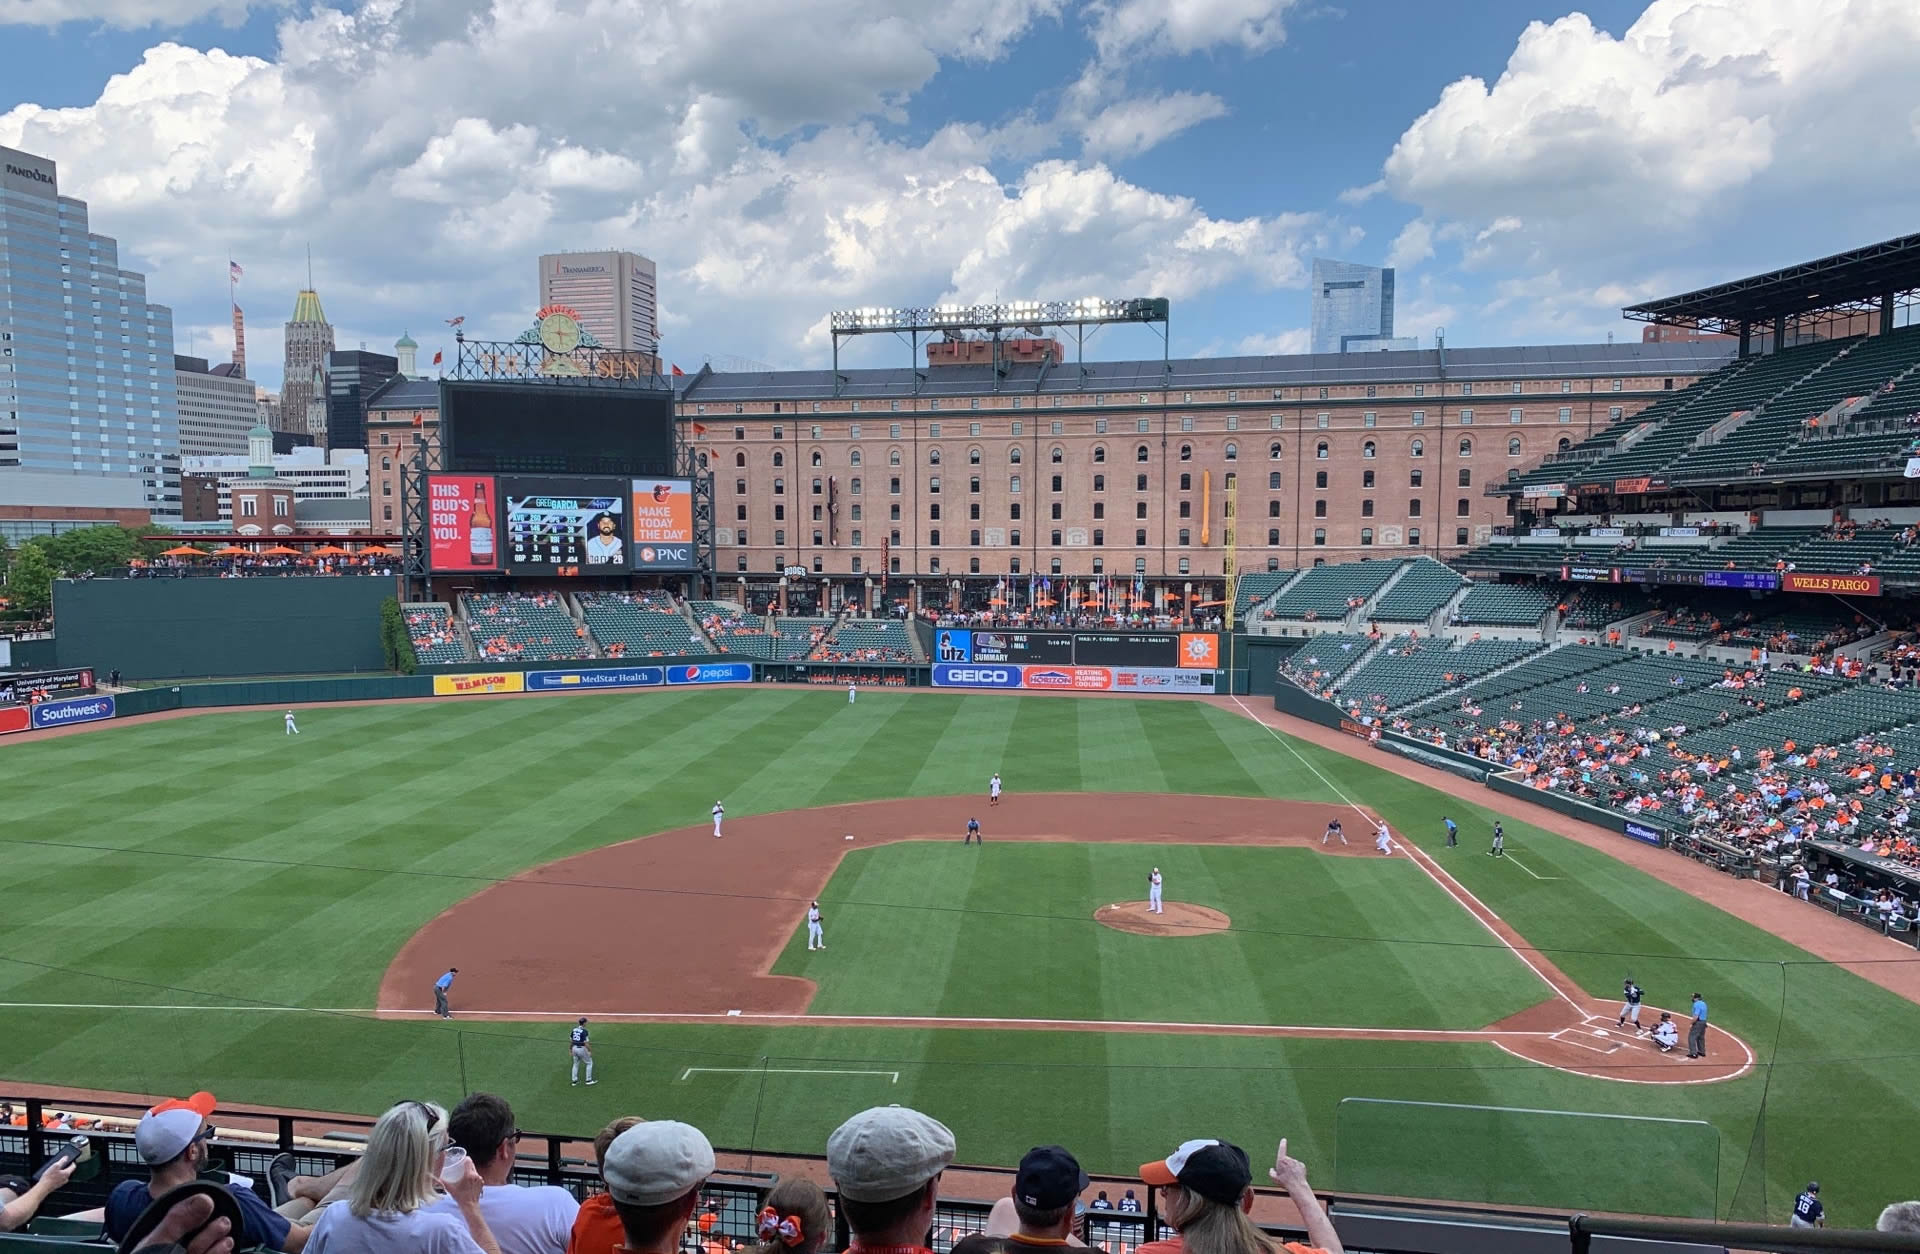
[2, 685, 1915, 1229]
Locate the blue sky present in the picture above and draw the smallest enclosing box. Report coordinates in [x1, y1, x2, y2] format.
[3, 0, 1917, 391]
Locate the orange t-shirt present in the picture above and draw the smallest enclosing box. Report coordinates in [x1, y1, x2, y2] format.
[567, 1194, 624, 1254]
[1139, 1238, 1326, 1254]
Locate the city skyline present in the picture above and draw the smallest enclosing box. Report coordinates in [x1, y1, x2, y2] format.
[1, 1, 1917, 397]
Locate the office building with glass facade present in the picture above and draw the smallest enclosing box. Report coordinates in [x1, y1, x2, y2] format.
[0, 144, 180, 519]
[1310, 259, 1416, 355]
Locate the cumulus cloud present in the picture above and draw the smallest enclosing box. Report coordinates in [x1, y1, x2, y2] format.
[1088, 0, 1296, 60]
[0, 0, 264, 26]
[1385, 218, 1434, 271]
[1080, 91, 1228, 158]
[1232, 328, 1310, 356]
[0, 0, 1326, 382]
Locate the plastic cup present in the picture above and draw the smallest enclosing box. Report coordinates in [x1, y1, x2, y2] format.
[440, 1145, 469, 1187]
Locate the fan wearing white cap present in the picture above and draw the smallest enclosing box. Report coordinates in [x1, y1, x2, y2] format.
[103, 1092, 309, 1252]
[826, 1106, 956, 1254]
[1135, 1138, 1343, 1254]
[600, 1122, 716, 1254]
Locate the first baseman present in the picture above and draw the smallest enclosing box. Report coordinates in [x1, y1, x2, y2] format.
[712, 801, 725, 838]
[1322, 818, 1346, 846]
[1374, 821, 1395, 855]
[1148, 868, 1163, 913]
[570, 1018, 596, 1085]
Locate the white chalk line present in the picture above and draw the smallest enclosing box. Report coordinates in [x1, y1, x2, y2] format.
[680, 1067, 898, 1083]
[1228, 696, 1581, 1013]
[1503, 853, 1562, 881]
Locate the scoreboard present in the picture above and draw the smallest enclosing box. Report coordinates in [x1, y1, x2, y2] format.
[503, 477, 627, 574]
[426, 473, 696, 574]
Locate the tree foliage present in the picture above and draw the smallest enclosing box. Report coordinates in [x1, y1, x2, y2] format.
[6, 542, 53, 616]
[379, 597, 418, 675]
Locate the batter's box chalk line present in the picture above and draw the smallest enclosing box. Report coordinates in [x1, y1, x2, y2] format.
[1550, 1027, 1623, 1055]
[678, 1066, 899, 1083]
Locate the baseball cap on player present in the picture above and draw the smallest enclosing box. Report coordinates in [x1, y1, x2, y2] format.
[600, 1120, 715, 1205]
[1140, 1140, 1252, 1206]
[134, 1092, 217, 1164]
[827, 1106, 955, 1202]
[1015, 1146, 1089, 1210]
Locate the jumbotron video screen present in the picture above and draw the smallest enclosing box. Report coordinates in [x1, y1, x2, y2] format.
[441, 381, 675, 477]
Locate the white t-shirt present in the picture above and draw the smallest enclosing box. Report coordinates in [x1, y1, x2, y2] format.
[307, 1204, 486, 1254]
[425, 1184, 579, 1254]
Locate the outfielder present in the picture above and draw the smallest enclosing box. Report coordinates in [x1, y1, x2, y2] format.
[807, 901, 826, 950]
[848, 683, 857, 705]
[1617, 979, 1645, 1032]
[1322, 818, 1346, 846]
[989, 773, 1002, 807]
[285, 709, 300, 735]
[712, 801, 725, 838]
[1374, 821, 1395, 855]
[1148, 868, 1163, 913]
[569, 1018, 596, 1085]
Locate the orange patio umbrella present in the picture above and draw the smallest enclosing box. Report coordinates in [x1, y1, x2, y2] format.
[209, 545, 251, 557]
[159, 545, 205, 558]
[356, 544, 395, 557]
[260, 545, 301, 556]
[310, 544, 351, 557]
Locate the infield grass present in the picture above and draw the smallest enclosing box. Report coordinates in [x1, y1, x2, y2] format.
[1, 687, 1917, 1224]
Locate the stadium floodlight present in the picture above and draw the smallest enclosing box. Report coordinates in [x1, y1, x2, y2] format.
[828, 298, 1169, 335]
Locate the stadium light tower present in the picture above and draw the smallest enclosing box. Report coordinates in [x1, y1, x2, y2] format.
[826, 297, 1171, 396]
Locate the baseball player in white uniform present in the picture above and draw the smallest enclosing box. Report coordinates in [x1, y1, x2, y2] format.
[1374, 821, 1395, 855]
[848, 683, 857, 704]
[989, 773, 1002, 807]
[1148, 868, 1163, 913]
[569, 1018, 595, 1085]
[285, 709, 299, 735]
[807, 901, 826, 950]
[712, 801, 725, 838]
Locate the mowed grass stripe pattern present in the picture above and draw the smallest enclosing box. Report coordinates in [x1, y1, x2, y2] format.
[0, 688, 1916, 1224]
[777, 844, 1546, 1028]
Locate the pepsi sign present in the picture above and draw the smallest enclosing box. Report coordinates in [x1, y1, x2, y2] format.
[667, 662, 753, 685]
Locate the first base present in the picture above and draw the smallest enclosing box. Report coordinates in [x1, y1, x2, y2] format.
[845, 834, 854, 841]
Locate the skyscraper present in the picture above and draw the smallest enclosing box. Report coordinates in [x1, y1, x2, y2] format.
[0, 144, 180, 521]
[1309, 259, 1415, 354]
[280, 286, 334, 438]
[325, 348, 397, 452]
[538, 250, 657, 351]
[173, 355, 256, 457]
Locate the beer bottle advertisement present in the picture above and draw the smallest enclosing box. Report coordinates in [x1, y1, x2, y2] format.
[427, 474, 500, 572]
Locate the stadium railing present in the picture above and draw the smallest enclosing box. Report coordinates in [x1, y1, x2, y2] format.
[1569, 1214, 1920, 1253]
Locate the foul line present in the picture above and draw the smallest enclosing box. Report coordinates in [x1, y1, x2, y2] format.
[680, 1066, 898, 1083]
[1503, 854, 1561, 881]
[1228, 697, 1581, 1014]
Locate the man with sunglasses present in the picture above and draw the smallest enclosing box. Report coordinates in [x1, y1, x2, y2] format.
[430, 1093, 578, 1254]
[105, 1092, 310, 1251]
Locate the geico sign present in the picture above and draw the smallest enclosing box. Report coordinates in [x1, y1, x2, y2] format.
[949, 669, 1011, 683]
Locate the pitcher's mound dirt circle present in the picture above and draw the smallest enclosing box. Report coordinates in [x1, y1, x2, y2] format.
[1096, 901, 1231, 937]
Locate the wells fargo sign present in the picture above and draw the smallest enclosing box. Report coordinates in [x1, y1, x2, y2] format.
[1782, 572, 1881, 596]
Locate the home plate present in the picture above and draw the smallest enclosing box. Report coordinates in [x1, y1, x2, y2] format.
[727, 1009, 741, 1017]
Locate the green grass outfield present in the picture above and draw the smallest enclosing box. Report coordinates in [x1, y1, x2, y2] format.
[2, 688, 1916, 1224]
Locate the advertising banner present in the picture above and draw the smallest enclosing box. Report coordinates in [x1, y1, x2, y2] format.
[526, 667, 665, 691]
[666, 663, 752, 685]
[629, 478, 696, 570]
[1782, 572, 1881, 596]
[502, 477, 627, 574]
[1177, 633, 1219, 669]
[931, 662, 1023, 688]
[1574, 482, 1611, 496]
[1589, 527, 1624, 539]
[1560, 566, 1619, 583]
[1018, 666, 1113, 691]
[1613, 477, 1654, 494]
[1113, 667, 1216, 691]
[0, 706, 31, 735]
[1530, 528, 1563, 538]
[1660, 526, 1701, 538]
[1623, 819, 1665, 847]
[1521, 484, 1566, 499]
[427, 475, 501, 572]
[932, 628, 973, 662]
[30, 694, 115, 730]
[1075, 633, 1178, 668]
[0, 668, 94, 703]
[1907, 457, 1920, 479]
[432, 672, 526, 695]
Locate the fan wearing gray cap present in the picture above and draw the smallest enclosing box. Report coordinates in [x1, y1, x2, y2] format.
[1135, 1138, 1343, 1254]
[985, 1146, 1089, 1247]
[600, 1122, 716, 1254]
[826, 1106, 956, 1254]
[104, 1092, 309, 1253]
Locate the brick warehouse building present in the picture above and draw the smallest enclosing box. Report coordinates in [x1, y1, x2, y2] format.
[672, 340, 1730, 599]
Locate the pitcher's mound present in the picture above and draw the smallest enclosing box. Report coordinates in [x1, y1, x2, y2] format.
[1096, 901, 1231, 937]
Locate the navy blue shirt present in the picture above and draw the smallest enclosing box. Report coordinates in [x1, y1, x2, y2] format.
[106, 1177, 291, 1251]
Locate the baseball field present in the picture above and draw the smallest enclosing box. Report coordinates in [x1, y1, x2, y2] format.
[2, 686, 1917, 1225]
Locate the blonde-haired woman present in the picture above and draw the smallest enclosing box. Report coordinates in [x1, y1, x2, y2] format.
[748, 1179, 830, 1254]
[1136, 1138, 1341, 1254]
[306, 1101, 501, 1254]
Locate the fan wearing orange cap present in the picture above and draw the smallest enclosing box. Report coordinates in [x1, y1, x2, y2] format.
[104, 1093, 309, 1252]
[1135, 1138, 1342, 1254]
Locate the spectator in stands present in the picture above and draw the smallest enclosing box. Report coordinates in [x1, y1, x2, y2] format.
[986, 1146, 1089, 1247]
[598, 1122, 713, 1254]
[827, 1106, 955, 1254]
[1879, 1201, 1920, 1232]
[429, 1094, 576, 1254]
[303, 1099, 500, 1254]
[105, 1092, 314, 1252]
[1136, 1139, 1341, 1254]
[566, 1117, 643, 1254]
[749, 1179, 831, 1254]
[0, 1156, 77, 1232]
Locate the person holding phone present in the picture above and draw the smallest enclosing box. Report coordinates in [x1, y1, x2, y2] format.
[0, 1144, 79, 1232]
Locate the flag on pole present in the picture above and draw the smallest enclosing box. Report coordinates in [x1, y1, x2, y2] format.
[228, 261, 243, 281]
[691, 423, 708, 437]
[431, 350, 443, 366]
[445, 316, 465, 327]
[671, 364, 685, 377]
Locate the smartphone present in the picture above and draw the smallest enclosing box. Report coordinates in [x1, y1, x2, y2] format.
[35, 1136, 89, 1181]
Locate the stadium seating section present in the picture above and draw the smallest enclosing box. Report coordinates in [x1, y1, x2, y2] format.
[1280, 633, 1374, 687]
[1508, 355, 1752, 489]
[1453, 582, 1554, 626]
[465, 592, 593, 662]
[1232, 570, 1293, 622]
[771, 617, 835, 661]
[1368, 558, 1466, 622]
[1559, 585, 1657, 630]
[692, 601, 779, 658]
[1268, 559, 1402, 620]
[821, 618, 921, 662]
[405, 603, 469, 663]
[579, 592, 706, 658]
[1333, 636, 1541, 712]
